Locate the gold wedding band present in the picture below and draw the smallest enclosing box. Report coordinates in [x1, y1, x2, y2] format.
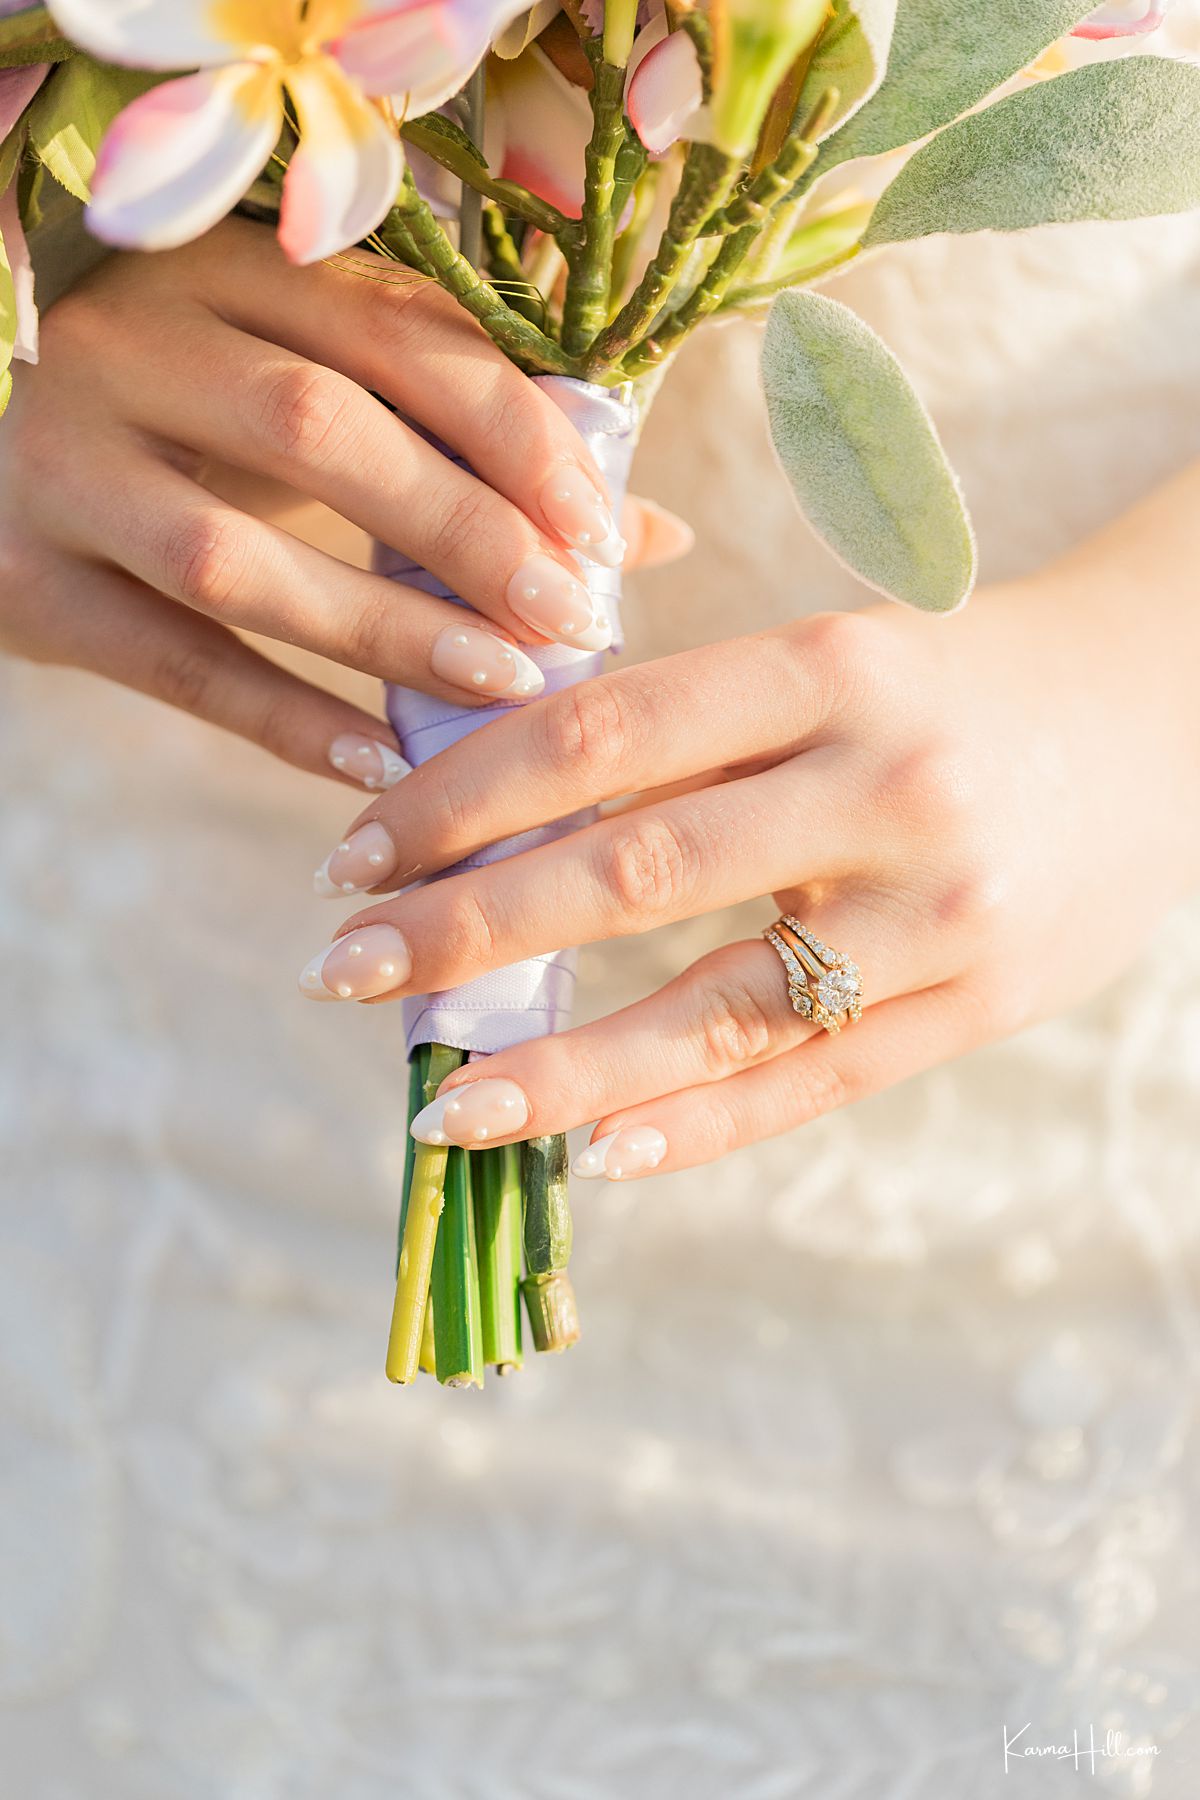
[763, 915, 863, 1035]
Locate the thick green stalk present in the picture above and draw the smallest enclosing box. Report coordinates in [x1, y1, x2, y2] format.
[562, 57, 629, 357]
[520, 1135, 580, 1354]
[385, 1042, 464, 1384]
[625, 223, 759, 373]
[431, 1146, 485, 1388]
[473, 1143, 524, 1372]
[708, 132, 821, 235]
[399, 118, 574, 242]
[584, 144, 739, 374]
[418, 1298, 437, 1376]
[385, 175, 577, 375]
[720, 244, 863, 312]
[395, 1044, 429, 1275]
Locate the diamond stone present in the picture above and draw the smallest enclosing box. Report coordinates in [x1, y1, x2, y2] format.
[816, 967, 861, 1015]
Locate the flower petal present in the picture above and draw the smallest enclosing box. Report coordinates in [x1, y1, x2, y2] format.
[0, 61, 48, 140]
[45, 0, 298, 68]
[627, 27, 702, 155]
[1072, 0, 1166, 37]
[331, 0, 530, 112]
[490, 42, 591, 216]
[87, 64, 282, 251]
[0, 177, 37, 361]
[279, 56, 403, 263]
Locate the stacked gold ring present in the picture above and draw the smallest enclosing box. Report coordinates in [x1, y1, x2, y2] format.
[763, 915, 863, 1035]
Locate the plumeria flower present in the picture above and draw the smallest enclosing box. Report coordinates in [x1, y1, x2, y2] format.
[46, 0, 532, 263]
[1072, 0, 1171, 39]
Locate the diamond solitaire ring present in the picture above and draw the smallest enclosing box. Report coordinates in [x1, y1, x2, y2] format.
[763, 915, 863, 1036]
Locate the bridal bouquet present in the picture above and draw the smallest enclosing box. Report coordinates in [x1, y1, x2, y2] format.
[3, 0, 1197, 1387]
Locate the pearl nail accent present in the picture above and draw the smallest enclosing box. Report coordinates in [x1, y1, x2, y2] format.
[431, 624, 545, 699]
[571, 1126, 667, 1181]
[327, 734, 409, 790]
[298, 923, 411, 1002]
[410, 1079, 530, 1146]
[313, 821, 397, 898]
[505, 554, 612, 652]
[539, 469, 626, 569]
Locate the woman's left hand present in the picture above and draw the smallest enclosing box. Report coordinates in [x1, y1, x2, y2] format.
[297, 535, 1200, 1178]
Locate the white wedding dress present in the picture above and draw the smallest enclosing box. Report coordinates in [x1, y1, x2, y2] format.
[4, 25, 1200, 1798]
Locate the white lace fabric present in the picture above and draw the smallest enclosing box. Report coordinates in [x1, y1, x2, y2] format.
[5, 19, 1200, 1794]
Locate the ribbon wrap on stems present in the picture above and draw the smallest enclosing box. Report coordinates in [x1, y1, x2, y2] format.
[376, 376, 638, 1057]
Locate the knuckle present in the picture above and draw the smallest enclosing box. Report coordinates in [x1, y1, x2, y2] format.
[362, 269, 445, 352]
[881, 736, 977, 835]
[539, 679, 633, 785]
[692, 972, 775, 1078]
[425, 482, 489, 569]
[153, 641, 224, 714]
[255, 364, 353, 466]
[38, 288, 107, 362]
[794, 610, 886, 715]
[338, 586, 397, 674]
[599, 814, 698, 920]
[791, 1053, 852, 1124]
[440, 886, 499, 976]
[162, 511, 245, 614]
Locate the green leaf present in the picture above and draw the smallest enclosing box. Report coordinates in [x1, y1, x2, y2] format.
[0, 6, 72, 69]
[761, 289, 975, 612]
[797, 0, 898, 144]
[819, 0, 1093, 173]
[27, 54, 157, 204]
[776, 198, 875, 280]
[401, 110, 488, 181]
[865, 56, 1200, 248]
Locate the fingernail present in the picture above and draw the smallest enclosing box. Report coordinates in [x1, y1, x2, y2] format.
[540, 468, 626, 569]
[327, 733, 409, 791]
[632, 499, 696, 569]
[506, 554, 612, 652]
[431, 624, 545, 698]
[313, 821, 397, 898]
[298, 923, 411, 1001]
[410, 1078, 530, 1145]
[571, 1125, 667, 1181]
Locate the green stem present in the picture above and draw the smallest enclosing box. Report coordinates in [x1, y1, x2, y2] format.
[473, 1143, 524, 1372]
[720, 245, 863, 311]
[457, 63, 486, 272]
[418, 1297, 437, 1376]
[482, 204, 548, 328]
[395, 1044, 429, 1275]
[385, 1042, 464, 1385]
[384, 175, 577, 376]
[707, 130, 823, 235]
[584, 144, 739, 374]
[562, 56, 629, 358]
[625, 223, 759, 373]
[431, 1145, 484, 1388]
[520, 1135, 580, 1354]
[400, 118, 574, 242]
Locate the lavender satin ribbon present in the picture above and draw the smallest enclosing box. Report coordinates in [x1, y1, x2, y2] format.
[375, 375, 638, 1056]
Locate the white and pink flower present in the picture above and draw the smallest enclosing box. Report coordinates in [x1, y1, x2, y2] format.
[46, 0, 530, 263]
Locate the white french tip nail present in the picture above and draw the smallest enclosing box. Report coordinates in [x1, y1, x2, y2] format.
[410, 1095, 451, 1145]
[312, 856, 341, 899]
[571, 1131, 619, 1179]
[567, 612, 614, 654]
[298, 947, 337, 1000]
[366, 743, 410, 789]
[580, 527, 627, 571]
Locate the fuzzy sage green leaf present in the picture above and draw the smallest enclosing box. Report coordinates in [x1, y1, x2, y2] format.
[818, 0, 1093, 175]
[796, 0, 898, 146]
[762, 290, 975, 612]
[865, 56, 1200, 249]
[27, 54, 156, 204]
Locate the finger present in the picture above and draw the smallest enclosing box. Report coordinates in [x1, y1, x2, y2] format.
[116, 310, 611, 652]
[411, 928, 903, 1147]
[574, 983, 981, 1178]
[302, 759, 861, 998]
[206, 226, 627, 566]
[621, 496, 696, 571]
[326, 630, 844, 893]
[32, 549, 405, 783]
[54, 442, 550, 707]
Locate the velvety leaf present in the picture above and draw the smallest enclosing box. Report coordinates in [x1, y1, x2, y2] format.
[27, 52, 155, 203]
[864, 56, 1200, 246]
[761, 289, 976, 612]
[819, 0, 1093, 172]
[797, 0, 898, 143]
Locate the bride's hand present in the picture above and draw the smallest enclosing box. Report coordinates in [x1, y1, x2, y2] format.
[299, 512, 1200, 1172]
[0, 216, 686, 788]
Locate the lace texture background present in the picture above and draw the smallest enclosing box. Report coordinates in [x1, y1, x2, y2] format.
[4, 22, 1200, 1796]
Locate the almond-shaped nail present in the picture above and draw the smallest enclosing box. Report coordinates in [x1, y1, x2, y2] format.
[298, 924, 410, 1001]
[327, 734, 409, 791]
[431, 624, 545, 698]
[506, 554, 612, 653]
[410, 1078, 530, 1145]
[571, 1125, 667, 1180]
[540, 469, 626, 569]
[313, 821, 397, 898]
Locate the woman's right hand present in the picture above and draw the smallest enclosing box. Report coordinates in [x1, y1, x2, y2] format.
[0, 216, 683, 789]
